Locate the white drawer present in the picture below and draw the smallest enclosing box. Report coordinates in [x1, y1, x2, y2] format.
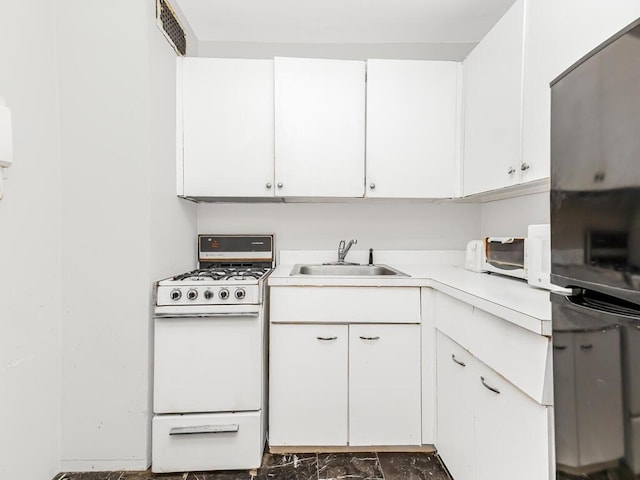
[152, 411, 264, 473]
[270, 287, 420, 324]
[435, 293, 552, 405]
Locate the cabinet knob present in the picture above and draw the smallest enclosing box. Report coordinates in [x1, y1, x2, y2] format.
[369, 183, 376, 190]
[520, 163, 530, 171]
[507, 167, 516, 175]
[277, 182, 283, 189]
[265, 182, 272, 189]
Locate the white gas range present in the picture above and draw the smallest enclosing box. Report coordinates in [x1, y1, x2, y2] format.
[152, 234, 274, 473]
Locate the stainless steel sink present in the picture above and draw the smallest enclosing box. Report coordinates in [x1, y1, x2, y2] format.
[290, 264, 409, 277]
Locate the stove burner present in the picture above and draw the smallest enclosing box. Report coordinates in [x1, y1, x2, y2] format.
[172, 267, 270, 282]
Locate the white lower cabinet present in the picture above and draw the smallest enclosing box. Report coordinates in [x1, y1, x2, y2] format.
[473, 360, 550, 480]
[436, 330, 552, 480]
[270, 322, 421, 447]
[349, 324, 421, 446]
[269, 324, 349, 446]
[269, 286, 423, 447]
[436, 333, 474, 480]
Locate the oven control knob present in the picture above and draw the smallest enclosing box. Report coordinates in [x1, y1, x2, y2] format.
[170, 289, 182, 301]
[204, 290, 214, 300]
[219, 289, 230, 300]
[187, 289, 198, 301]
[235, 288, 246, 300]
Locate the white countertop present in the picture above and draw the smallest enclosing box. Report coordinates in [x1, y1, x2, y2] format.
[268, 250, 553, 336]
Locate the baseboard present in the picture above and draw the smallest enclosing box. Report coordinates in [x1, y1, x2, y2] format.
[60, 458, 150, 472]
[269, 445, 437, 454]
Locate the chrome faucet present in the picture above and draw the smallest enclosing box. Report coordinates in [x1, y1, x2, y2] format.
[337, 239, 358, 264]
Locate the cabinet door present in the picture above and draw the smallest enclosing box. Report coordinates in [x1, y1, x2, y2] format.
[436, 331, 474, 480]
[474, 361, 550, 480]
[462, 0, 525, 196]
[269, 324, 348, 446]
[366, 60, 460, 198]
[522, 0, 640, 185]
[274, 57, 365, 197]
[181, 58, 275, 197]
[349, 324, 421, 446]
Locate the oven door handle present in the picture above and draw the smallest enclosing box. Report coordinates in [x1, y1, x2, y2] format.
[154, 312, 260, 319]
[169, 424, 239, 435]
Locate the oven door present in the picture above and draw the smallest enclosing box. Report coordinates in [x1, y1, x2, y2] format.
[153, 305, 264, 414]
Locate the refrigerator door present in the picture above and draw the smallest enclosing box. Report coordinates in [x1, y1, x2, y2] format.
[552, 291, 640, 478]
[550, 21, 640, 304]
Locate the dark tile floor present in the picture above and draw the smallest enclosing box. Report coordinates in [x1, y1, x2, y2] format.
[54, 452, 451, 480]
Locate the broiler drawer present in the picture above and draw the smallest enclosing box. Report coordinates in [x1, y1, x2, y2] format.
[152, 411, 264, 473]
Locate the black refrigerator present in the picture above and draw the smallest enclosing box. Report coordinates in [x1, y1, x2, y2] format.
[551, 18, 640, 479]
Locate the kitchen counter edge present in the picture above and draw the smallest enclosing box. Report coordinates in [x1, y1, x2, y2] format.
[268, 264, 552, 336]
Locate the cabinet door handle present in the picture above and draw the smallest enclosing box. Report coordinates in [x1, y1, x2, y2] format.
[507, 166, 516, 175]
[480, 376, 501, 395]
[169, 424, 239, 435]
[359, 336, 380, 341]
[520, 163, 530, 171]
[580, 344, 593, 350]
[554, 345, 567, 350]
[451, 354, 466, 367]
[316, 336, 337, 341]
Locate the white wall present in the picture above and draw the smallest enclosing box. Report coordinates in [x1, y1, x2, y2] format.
[56, 0, 196, 471]
[198, 201, 481, 258]
[480, 192, 549, 238]
[147, 3, 199, 461]
[0, 2, 62, 480]
[197, 41, 475, 60]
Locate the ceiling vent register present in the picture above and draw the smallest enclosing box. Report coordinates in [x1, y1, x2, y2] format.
[156, 0, 186, 56]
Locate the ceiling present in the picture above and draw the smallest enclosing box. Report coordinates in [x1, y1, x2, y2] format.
[173, 0, 517, 44]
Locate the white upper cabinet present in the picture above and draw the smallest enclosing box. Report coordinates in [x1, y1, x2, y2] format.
[274, 57, 366, 198]
[463, 0, 526, 196]
[179, 58, 275, 198]
[366, 60, 461, 198]
[522, 0, 640, 185]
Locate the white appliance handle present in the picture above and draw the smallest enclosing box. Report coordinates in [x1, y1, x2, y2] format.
[154, 312, 260, 319]
[169, 424, 239, 435]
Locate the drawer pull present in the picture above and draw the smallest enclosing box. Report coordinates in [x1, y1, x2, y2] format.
[451, 354, 466, 367]
[359, 336, 380, 341]
[317, 336, 337, 341]
[155, 312, 260, 319]
[480, 376, 501, 395]
[554, 345, 567, 350]
[169, 424, 239, 436]
[580, 344, 593, 350]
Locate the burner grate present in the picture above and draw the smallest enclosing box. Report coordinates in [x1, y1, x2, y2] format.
[172, 267, 270, 282]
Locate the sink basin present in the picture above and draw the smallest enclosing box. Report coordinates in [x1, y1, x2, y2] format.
[290, 264, 409, 277]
